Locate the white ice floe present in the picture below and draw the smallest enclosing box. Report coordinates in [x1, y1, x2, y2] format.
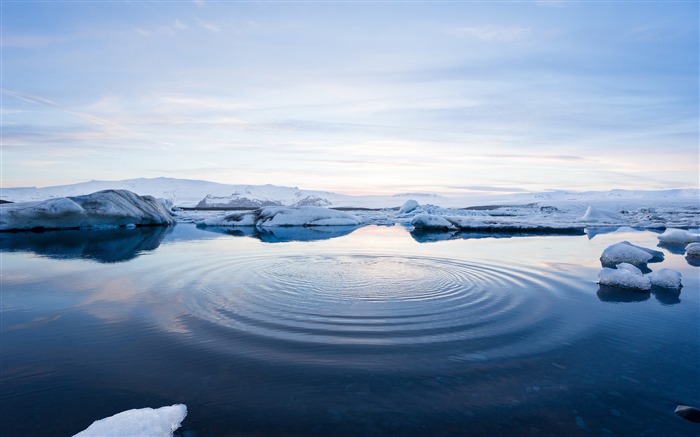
[647, 268, 683, 289]
[598, 263, 652, 291]
[580, 205, 621, 223]
[410, 214, 456, 230]
[199, 206, 362, 227]
[599, 241, 664, 267]
[685, 242, 700, 258]
[657, 228, 700, 244]
[398, 199, 420, 214]
[0, 190, 174, 231]
[73, 404, 187, 437]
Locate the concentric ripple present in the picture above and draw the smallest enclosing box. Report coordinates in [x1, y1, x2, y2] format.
[154, 252, 590, 367]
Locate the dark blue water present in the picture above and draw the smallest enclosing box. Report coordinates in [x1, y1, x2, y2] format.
[1, 224, 698, 436]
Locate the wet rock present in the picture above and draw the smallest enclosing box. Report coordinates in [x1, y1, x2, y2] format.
[675, 405, 700, 423]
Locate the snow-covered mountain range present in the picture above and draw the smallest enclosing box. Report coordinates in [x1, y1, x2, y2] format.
[1, 177, 698, 209]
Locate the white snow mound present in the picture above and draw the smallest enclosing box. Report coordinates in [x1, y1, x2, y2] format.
[73, 404, 187, 437]
[647, 268, 682, 289]
[199, 206, 362, 227]
[600, 241, 659, 267]
[0, 190, 174, 231]
[598, 263, 652, 291]
[685, 242, 700, 258]
[657, 228, 700, 244]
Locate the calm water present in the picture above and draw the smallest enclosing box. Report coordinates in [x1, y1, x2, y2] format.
[1, 224, 698, 436]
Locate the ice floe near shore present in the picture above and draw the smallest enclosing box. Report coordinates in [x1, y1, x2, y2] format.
[599, 241, 664, 268]
[685, 242, 700, 258]
[0, 190, 174, 231]
[598, 263, 652, 291]
[198, 206, 363, 227]
[657, 228, 700, 244]
[73, 404, 186, 437]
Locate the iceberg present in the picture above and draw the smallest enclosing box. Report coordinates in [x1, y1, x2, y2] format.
[647, 268, 682, 289]
[599, 241, 663, 268]
[73, 404, 187, 437]
[598, 263, 652, 291]
[685, 242, 700, 258]
[580, 205, 621, 223]
[398, 199, 420, 214]
[0, 190, 173, 231]
[657, 228, 700, 244]
[410, 214, 456, 230]
[198, 206, 362, 227]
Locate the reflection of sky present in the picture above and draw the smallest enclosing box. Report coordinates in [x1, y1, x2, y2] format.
[2, 2, 698, 194]
[2, 225, 697, 332]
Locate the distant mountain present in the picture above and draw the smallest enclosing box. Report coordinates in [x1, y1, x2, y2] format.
[1, 177, 697, 209]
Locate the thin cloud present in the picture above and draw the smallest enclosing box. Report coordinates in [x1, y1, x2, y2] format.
[1, 89, 123, 132]
[448, 26, 531, 42]
[196, 19, 221, 32]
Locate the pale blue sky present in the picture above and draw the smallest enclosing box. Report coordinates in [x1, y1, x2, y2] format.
[2, 1, 698, 195]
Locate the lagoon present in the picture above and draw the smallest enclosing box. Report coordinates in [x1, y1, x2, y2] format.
[1, 224, 698, 436]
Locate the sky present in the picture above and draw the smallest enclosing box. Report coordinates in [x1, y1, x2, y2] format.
[1, 1, 698, 196]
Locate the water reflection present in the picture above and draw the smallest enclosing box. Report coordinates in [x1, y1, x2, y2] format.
[686, 255, 700, 267]
[596, 285, 682, 305]
[197, 225, 360, 242]
[657, 242, 688, 255]
[0, 226, 170, 263]
[596, 285, 650, 303]
[410, 228, 585, 243]
[652, 286, 682, 305]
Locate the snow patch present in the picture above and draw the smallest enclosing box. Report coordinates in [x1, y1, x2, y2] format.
[73, 404, 187, 437]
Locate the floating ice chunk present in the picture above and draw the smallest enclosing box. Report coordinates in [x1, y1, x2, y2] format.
[73, 404, 187, 437]
[685, 242, 700, 258]
[410, 214, 455, 230]
[0, 190, 174, 231]
[647, 268, 682, 289]
[658, 228, 700, 244]
[581, 205, 620, 222]
[198, 206, 362, 227]
[398, 199, 420, 214]
[600, 241, 661, 267]
[598, 263, 651, 291]
[258, 206, 361, 226]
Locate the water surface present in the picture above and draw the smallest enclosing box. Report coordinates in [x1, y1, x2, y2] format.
[1, 225, 698, 436]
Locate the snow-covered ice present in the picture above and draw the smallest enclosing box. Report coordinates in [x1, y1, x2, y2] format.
[398, 199, 420, 214]
[599, 241, 664, 267]
[580, 205, 621, 223]
[657, 228, 700, 244]
[647, 268, 683, 289]
[0, 190, 174, 231]
[73, 404, 186, 437]
[598, 263, 652, 291]
[410, 214, 456, 230]
[685, 242, 700, 258]
[198, 206, 363, 227]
